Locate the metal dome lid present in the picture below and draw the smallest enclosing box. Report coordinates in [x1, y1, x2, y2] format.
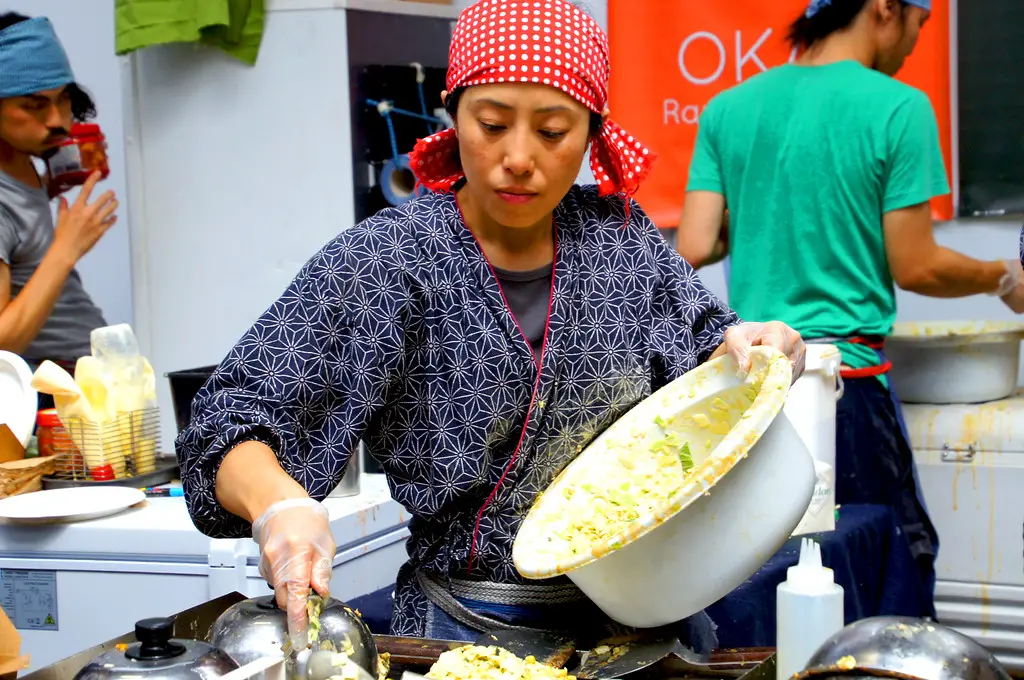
[73, 617, 238, 680]
[796, 617, 1011, 680]
[208, 592, 377, 678]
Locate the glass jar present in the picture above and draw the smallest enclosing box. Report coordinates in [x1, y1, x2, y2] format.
[35, 409, 83, 476]
[45, 123, 110, 195]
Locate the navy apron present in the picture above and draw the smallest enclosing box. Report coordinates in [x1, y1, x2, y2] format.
[808, 336, 939, 610]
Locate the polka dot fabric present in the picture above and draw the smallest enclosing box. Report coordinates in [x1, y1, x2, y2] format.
[409, 0, 655, 200]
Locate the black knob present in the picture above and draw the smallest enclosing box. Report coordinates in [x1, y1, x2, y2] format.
[256, 585, 281, 610]
[126, 618, 186, 660]
[256, 598, 280, 611]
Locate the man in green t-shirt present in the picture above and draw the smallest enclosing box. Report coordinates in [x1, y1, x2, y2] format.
[678, 0, 1024, 614]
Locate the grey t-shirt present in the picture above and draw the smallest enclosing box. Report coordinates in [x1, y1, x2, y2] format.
[494, 263, 553, 361]
[0, 171, 106, 362]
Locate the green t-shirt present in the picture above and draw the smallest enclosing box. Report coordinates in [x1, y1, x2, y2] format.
[687, 60, 950, 371]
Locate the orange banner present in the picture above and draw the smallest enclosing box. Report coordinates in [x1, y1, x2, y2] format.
[608, 1, 953, 228]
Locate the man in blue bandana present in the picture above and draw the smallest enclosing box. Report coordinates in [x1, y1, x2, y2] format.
[0, 13, 117, 369]
[678, 0, 1024, 616]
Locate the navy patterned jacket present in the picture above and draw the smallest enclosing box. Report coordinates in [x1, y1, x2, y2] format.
[176, 185, 739, 635]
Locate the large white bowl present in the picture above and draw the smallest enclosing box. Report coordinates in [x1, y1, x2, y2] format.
[513, 347, 814, 629]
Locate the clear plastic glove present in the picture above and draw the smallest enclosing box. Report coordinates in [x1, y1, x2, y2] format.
[252, 498, 335, 649]
[998, 259, 1024, 313]
[723, 321, 806, 383]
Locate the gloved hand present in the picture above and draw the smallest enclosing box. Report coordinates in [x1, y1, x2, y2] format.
[252, 498, 335, 649]
[723, 321, 806, 383]
[997, 259, 1024, 313]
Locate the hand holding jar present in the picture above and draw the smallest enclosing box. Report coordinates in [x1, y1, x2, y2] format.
[52, 170, 118, 264]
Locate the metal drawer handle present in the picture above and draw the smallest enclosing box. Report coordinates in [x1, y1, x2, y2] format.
[941, 443, 977, 463]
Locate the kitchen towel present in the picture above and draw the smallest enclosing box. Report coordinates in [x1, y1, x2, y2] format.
[114, 0, 265, 66]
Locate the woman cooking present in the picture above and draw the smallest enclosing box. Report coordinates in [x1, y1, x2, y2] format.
[177, 0, 805, 654]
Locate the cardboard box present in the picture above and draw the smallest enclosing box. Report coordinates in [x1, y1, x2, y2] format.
[0, 425, 25, 465]
[0, 457, 57, 500]
[0, 609, 29, 680]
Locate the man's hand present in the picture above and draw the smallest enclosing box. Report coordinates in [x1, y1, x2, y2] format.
[51, 171, 117, 264]
[1001, 263, 1024, 313]
[1002, 286, 1024, 313]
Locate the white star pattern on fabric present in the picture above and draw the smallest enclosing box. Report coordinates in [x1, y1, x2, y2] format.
[408, 0, 656, 202]
[175, 186, 738, 637]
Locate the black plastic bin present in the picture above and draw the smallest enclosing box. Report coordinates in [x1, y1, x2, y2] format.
[166, 366, 218, 434]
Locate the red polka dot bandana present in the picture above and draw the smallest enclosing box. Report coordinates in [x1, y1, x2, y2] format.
[409, 0, 655, 200]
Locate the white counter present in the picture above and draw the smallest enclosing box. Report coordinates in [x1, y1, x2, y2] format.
[0, 474, 409, 672]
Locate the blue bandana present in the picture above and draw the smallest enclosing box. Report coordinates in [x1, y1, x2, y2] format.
[806, 0, 932, 19]
[0, 17, 74, 98]
[805, 0, 833, 18]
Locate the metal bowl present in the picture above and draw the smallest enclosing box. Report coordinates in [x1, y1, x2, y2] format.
[887, 321, 1024, 404]
[208, 594, 378, 678]
[796, 617, 1011, 680]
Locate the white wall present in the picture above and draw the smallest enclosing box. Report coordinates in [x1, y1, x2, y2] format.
[4, 0, 134, 326]
[124, 8, 359, 446]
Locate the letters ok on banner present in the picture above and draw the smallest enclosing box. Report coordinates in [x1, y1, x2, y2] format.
[608, 0, 953, 228]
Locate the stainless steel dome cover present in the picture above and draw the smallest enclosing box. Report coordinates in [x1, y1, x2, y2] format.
[208, 593, 377, 676]
[73, 618, 238, 680]
[795, 616, 1011, 680]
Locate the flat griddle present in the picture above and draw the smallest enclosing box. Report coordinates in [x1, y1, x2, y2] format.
[19, 592, 776, 680]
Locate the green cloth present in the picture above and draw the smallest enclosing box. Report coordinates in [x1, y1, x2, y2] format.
[115, 0, 265, 66]
[687, 60, 950, 375]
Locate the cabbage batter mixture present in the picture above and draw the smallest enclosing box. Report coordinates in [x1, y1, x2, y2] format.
[535, 386, 759, 559]
[427, 645, 574, 680]
[551, 428, 693, 555]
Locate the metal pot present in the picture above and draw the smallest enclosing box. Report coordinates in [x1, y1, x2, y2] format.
[74, 617, 238, 680]
[795, 616, 1011, 680]
[208, 593, 377, 678]
[887, 321, 1024, 404]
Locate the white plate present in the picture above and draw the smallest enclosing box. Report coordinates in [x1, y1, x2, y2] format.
[0, 486, 146, 524]
[0, 350, 37, 447]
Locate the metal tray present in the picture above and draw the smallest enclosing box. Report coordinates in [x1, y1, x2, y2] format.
[41, 459, 178, 489]
[20, 592, 778, 680]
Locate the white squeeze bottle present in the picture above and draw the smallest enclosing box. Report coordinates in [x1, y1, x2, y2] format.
[776, 538, 844, 680]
